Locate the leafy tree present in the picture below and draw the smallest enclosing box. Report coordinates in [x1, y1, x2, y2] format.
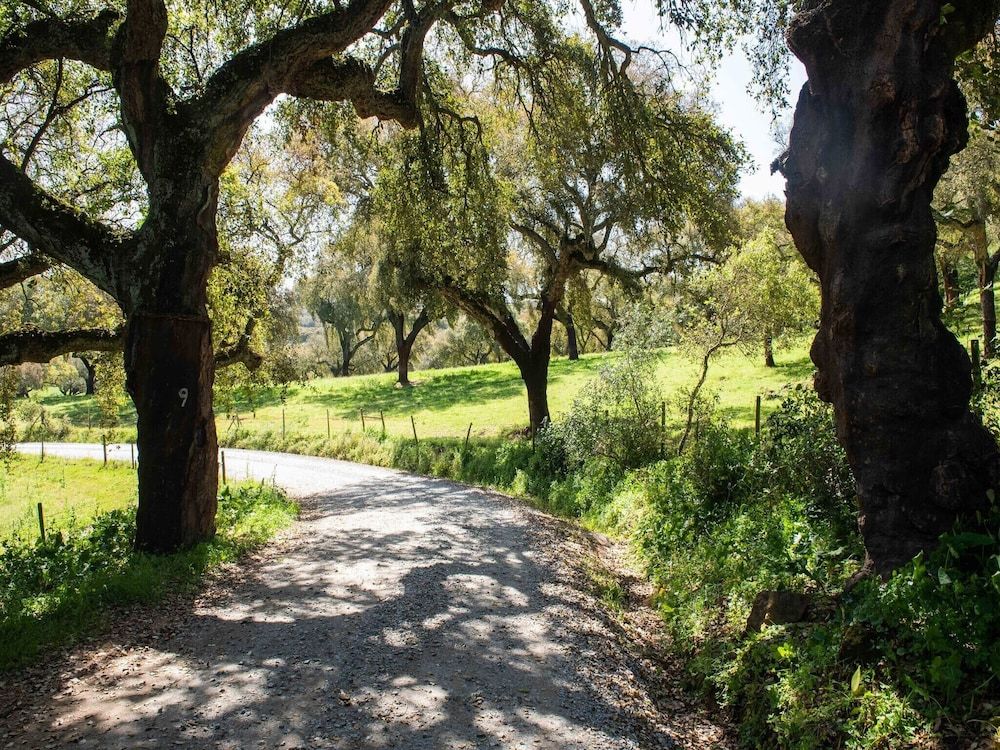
[303, 247, 384, 377]
[727, 228, 818, 367]
[4, 0, 644, 550]
[377, 44, 744, 432]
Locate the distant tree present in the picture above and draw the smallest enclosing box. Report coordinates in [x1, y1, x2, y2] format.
[934, 125, 1000, 356]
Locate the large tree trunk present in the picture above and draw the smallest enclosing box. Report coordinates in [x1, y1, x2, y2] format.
[388, 308, 429, 387]
[522, 359, 550, 434]
[78, 355, 96, 395]
[565, 312, 579, 361]
[764, 335, 776, 368]
[397, 341, 413, 386]
[972, 222, 998, 357]
[126, 312, 218, 553]
[940, 258, 960, 308]
[780, 0, 1000, 575]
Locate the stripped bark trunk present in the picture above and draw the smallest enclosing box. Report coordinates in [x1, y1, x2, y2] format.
[764, 335, 776, 368]
[779, 0, 1000, 574]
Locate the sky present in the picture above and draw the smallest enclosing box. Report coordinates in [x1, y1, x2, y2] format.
[618, 2, 808, 201]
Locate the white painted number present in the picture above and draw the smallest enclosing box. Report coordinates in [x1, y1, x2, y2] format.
[178, 388, 189, 408]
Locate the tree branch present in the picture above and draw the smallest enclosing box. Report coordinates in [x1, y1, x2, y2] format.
[0, 10, 119, 83]
[0, 253, 50, 290]
[111, 0, 170, 177]
[193, 0, 395, 173]
[0, 153, 133, 301]
[0, 325, 124, 366]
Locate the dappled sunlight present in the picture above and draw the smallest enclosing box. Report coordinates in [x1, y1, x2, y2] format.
[10, 447, 676, 749]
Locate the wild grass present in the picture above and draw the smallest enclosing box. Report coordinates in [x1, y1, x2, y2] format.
[29, 341, 815, 443]
[0, 481, 297, 670]
[0, 456, 137, 541]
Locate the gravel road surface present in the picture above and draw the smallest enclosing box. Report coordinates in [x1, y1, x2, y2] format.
[2, 444, 729, 749]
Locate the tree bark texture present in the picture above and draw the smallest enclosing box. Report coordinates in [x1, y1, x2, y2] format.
[940, 258, 959, 308]
[388, 308, 430, 386]
[126, 312, 218, 553]
[564, 312, 579, 361]
[78, 355, 97, 395]
[764, 335, 776, 368]
[780, 0, 1000, 574]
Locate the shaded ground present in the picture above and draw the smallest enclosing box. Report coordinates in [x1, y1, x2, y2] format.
[2, 446, 730, 749]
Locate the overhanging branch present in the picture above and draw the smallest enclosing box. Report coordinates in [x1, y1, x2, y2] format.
[0, 10, 119, 83]
[0, 253, 50, 290]
[0, 325, 124, 366]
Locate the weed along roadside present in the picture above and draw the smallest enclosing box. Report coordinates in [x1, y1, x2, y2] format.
[0, 456, 297, 671]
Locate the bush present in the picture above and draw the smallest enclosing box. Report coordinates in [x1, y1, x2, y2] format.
[0, 483, 297, 669]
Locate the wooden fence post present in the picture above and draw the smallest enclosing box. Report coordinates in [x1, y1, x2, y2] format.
[37, 502, 45, 542]
[380, 410, 386, 435]
[102, 434, 107, 466]
[130, 442, 135, 469]
[360, 409, 367, 431]
[411, 415, 419, 449]
[40, 437, 44, 462]
[755, 395, 762, 437]
[464, 423, 473, 454]
[326, 409, 331, 439]
[282, 408, 286, 441]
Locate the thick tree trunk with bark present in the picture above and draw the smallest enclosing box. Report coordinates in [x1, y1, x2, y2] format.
[940, 258, 960, 308]
[779, 0, 1000, 574]
[388, 308, 430, 386]
[564, 313, 579, 361]
[764, 335, 776, 368]
[78, 355, 96, 395]
[521, 359, 550, 433]
[127, 311, 218, 552]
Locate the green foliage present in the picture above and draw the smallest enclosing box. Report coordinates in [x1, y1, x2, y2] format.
[0, 368, 15, 464]
[0, 482, 296, 670]
[549, 311, 667, 473]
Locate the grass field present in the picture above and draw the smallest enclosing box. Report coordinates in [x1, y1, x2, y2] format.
[30, 340, 815, 443]
[0, 456, 137, 541]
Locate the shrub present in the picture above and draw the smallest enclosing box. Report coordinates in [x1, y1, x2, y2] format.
[0, 482, 296, 669]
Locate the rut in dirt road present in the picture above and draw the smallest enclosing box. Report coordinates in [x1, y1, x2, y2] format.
[3, 445, 730, 749]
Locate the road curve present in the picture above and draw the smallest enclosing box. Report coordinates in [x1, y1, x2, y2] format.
[4, 444, 727, 749]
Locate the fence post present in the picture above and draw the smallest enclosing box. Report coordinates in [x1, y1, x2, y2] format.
[102, 434, 108, 466]
[130, 442, 135, 469]
[755, 395, 762, 437]
[411, 415, 419, 449]
[282, 408, 286, 441]
[37, 502, 45, 542]
[972, 339, 982, 391]
[326, 409, 331, 439]
[40, 437, 44, 462]
[360, 409, 367, 432]
[221, 450, 227, 485]
[380, 410, 386, 435]
[464, 423, 473, 454]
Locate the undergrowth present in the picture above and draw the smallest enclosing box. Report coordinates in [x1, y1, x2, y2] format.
[221, 386, 1000, 748]
[0, 482, 297, 671]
